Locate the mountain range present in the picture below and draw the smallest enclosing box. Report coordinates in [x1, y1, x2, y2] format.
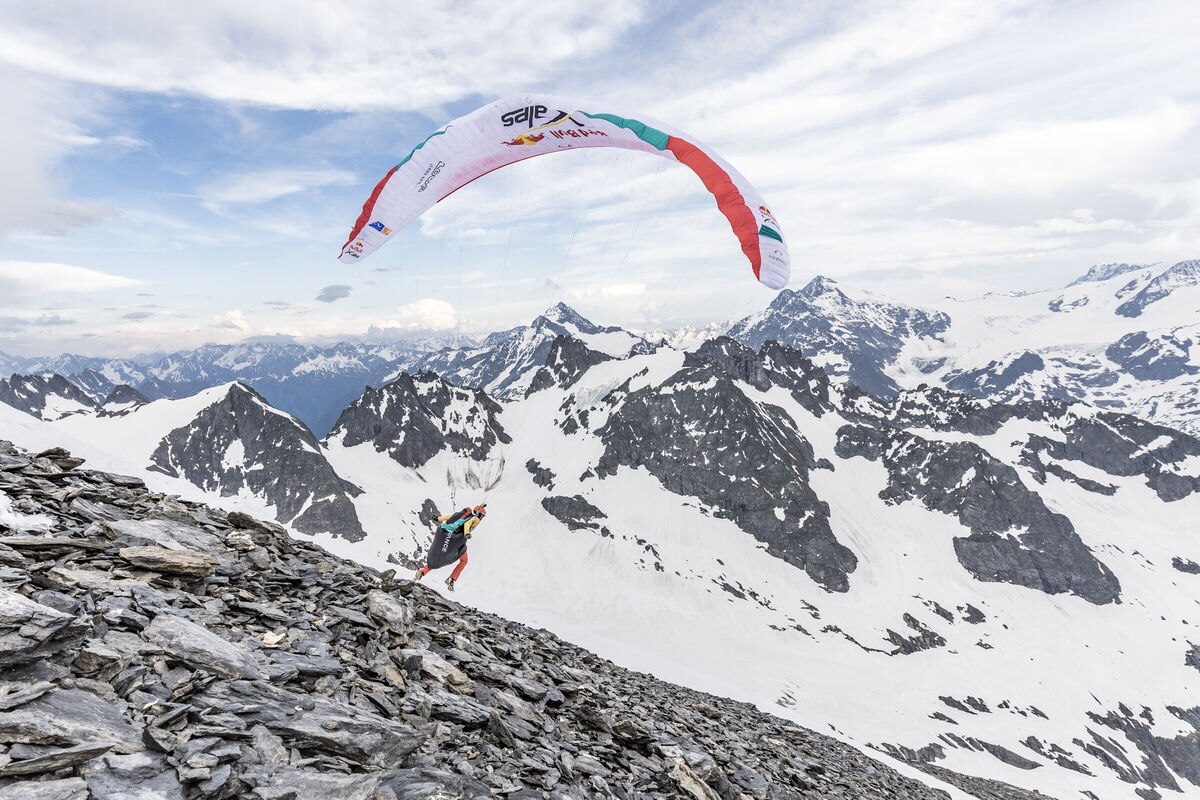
[5, 258, 1197, 439]
[3, 259, 1200, 799]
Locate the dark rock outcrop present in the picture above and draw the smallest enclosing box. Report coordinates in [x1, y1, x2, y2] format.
[149, 383, 365, 540]
[329, 373, 509, 470]
[835, 424, 1121, 604]
[0, 374, 96, 421]
[525, 335, 611, 396]
[541, 495, 610, 536]
[597, 341, 857, 592]
[1106, 331, 1198, 381]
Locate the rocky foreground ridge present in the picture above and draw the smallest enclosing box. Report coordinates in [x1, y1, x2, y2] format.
[0, 440, 1055, 799]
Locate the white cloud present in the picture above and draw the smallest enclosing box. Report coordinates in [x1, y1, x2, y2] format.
[0, 261, 141, 295]
[203, 168, 357, 206]
[0, 2, 644, 111]
[380, 298, 457, 331]
[212, 309, 251, 331]
[0, 67, 114, 238]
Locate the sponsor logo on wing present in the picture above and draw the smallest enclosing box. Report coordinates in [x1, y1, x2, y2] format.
[500, 104, 549, 128]
[368, 221, 392, 235]
[415, 160, 445, 192]
[503, 133, 546, 147]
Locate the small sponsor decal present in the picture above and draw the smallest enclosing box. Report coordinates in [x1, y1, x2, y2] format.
[415, 160, 445, 192]
[547, 128, 608, 140]
[346, 240, 365, 258]
[368, 221, 392, 235]
[504, 133, 546, 147]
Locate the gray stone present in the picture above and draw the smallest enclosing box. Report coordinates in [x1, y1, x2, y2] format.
[81, 751, 185, 800]
[0, 742, 113, 776]
[365, 589, 413, 638]
[118, 545, 217, 576]
[0, 680, 55, 711]
[0, 589, 88, 667]
[0, 777, 88, 800]
[195, 681, 425, 769]
[0, 688, 142, 753]
[141, 613, 262, 679]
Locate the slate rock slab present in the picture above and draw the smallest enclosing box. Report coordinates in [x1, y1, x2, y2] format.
[141, 613, 262, 679]
[0, 777, 88, 800]
[0, 589, 88, 668]
[0, 688, 141, 753]
[81, 752, 185, 800]
[118, 545, 217, 576]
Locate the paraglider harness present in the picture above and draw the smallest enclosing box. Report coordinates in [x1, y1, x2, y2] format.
[426, 504, 485, 570]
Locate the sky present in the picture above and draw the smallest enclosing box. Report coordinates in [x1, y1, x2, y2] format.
[1, 0, 1199, 357]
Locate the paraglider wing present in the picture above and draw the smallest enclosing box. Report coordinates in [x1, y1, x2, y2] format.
[338, 94, 789, 289]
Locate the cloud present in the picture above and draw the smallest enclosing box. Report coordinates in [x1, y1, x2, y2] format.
[375, 298, 457, 331]
[315, 284, 352, 303]
[0, 67, 114, 238]
[0, 261, 140, 295]
[122, 310, 154, 320]
[0, 2, 643, 111]
[0, 313, 75, 330]
[203, 168, 357, 206]
[263, 300, 293, 308]
[212, 309, 250, 331]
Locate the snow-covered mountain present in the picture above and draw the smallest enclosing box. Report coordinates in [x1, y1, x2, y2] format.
[145, 383, 365, 538]
[723, 260, 1200, 438]
[726, 276, 951, 396]
[0, 373, 98, 420]
[0, 381, 366, 539]
[5, 330, 1200, 797]
[403, 302, 653, 398]
[636, 320, 732, 351]
[0, 341, 445, 437]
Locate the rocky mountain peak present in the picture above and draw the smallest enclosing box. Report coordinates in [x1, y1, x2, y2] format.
[795, 274, 848, 302]
[148, 381, 365, 540]
[727, 280, 949, 398]
[0, 373, 98, 421]
[97, 384, 150, 417]
[328, 372, 510, 470]
[1116, 258, 1200, 318]
[534, 302, 617, 337]
[1065, 262, 1146, 287]
[525, 335, 612, 396]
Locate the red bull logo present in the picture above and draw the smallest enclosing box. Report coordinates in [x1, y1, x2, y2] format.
[503, 133, 545, 147]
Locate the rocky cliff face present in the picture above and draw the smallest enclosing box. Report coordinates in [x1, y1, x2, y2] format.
[726, 277, 950, 397]
[0, 375, 97, 421]
[328, 373, 509, 471]
[0, 440, 1048, 800]
[595, 338, 856, 592]
[148, 383, 365, 541]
